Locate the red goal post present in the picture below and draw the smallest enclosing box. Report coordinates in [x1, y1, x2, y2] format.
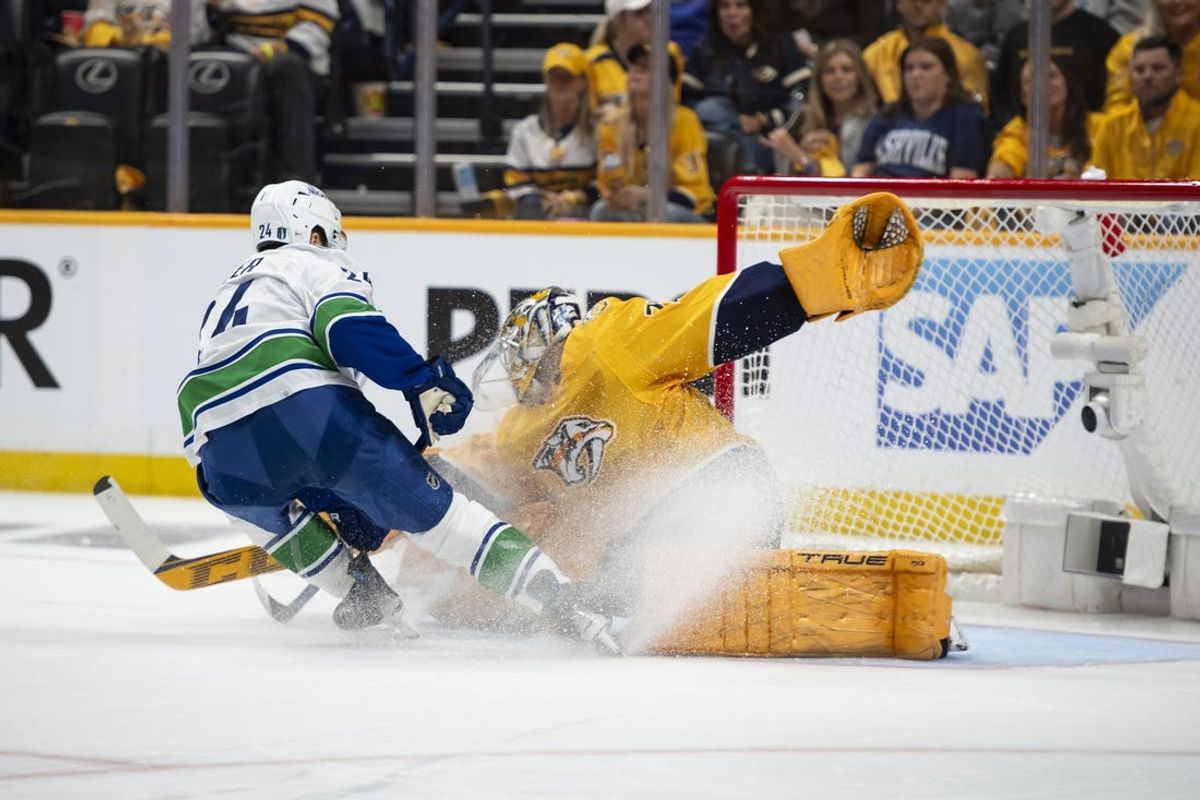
[713, 177, 1200, 568]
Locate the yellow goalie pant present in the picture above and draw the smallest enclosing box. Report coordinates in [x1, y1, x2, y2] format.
[648, 550, 954, 660]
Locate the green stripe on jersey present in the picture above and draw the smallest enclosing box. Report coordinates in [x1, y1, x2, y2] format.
[313, 296, 378, 354]
[177, 334, 335, 436]
[477, 527, 536, 595]
[268, 514, 341, 574]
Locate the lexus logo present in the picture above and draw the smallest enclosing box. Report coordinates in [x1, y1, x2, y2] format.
[74, 58, 118, 94]
[189, 60, 231, 94]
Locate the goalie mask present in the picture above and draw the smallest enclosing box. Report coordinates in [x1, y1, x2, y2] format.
[482, 287, 585, 404]
[251, 181, 347, 252]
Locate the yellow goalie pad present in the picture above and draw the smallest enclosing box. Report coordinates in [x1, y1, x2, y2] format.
[648, 549, 954, 660]
[779, 191, 924, 322]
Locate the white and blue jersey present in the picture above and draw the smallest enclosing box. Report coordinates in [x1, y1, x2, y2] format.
[179, 241, 564, 613]
[178, 243, 427, 466]
[857, 102, 991, 178]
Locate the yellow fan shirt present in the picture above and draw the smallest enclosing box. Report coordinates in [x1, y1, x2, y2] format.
[584, 40, 686, 111]
[989, 112, 1106, 177]
[1089, 90, 1200, 179]
[594, 105, 714, 215]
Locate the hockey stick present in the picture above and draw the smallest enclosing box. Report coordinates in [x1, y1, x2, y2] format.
[253, 579, 320, 622]
[93, 476, 285, 590]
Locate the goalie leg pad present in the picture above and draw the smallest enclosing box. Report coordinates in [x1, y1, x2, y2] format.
[646, 549, 954, 660]
[778, 192, 924, 322]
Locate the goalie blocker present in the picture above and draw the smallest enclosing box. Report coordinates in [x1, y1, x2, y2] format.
[647, 549, 960, 660]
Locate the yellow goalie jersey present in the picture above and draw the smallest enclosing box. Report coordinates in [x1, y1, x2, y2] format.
[442, 266, 801, 577]
[501, 279, 746, 485]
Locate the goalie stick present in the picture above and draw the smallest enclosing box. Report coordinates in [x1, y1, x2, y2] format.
[93, 475, 285, 589]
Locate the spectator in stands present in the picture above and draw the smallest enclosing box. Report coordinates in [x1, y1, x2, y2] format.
[770, 0, 888, 58]
[851, 36, 990, 178]
[762, 38, 878, 176]
[681, 0, 808, 173]
[987, 56, 1102, 179]
[591, 43, 713, 222]
[993, 0, 1118, 124]
[1077, 0, 1143, 34]
[587, 0, 685, 110]
[1104, 0, 1200, 110]
[945, 0, 1024, 67]
[207, 0, 339, 184]
[502, 43, 598, 220]
[1090, 35, 1200, 178]
[863, 0, 989, 108]
[80, 0, 210, 48]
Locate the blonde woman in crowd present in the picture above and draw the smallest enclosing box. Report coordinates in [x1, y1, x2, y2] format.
[763, 39, 878, 176]
[591, 44, 713, 223]
[1104, 0, 1200, 109]
[503, 44, 598, 220]
[987, 56, 1103, 178]
[585, 0, 686, 111]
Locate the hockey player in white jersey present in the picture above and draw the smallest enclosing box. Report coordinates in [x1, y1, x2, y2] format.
[179, 181, 617, 651]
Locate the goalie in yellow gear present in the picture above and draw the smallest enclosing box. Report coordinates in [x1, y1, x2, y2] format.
[403, 192, 953, 658]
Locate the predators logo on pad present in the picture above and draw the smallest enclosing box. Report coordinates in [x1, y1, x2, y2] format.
[534, 416, 616, 486]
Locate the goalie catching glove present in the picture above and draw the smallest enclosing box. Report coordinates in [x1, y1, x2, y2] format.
[404, 356, 474, 449]
[779, 191, 923, 322]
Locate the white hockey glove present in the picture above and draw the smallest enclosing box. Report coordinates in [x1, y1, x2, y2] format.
[404, 356, 474, 450]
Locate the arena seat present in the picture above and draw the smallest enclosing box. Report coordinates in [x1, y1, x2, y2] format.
[145, 50, 266, 212]
[28, 48, 150, 209]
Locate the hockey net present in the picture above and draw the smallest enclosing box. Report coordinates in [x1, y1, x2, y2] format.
[715, 177, 1200, 575]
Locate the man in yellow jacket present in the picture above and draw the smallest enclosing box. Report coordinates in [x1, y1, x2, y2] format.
[863, 0, 989, 108]
[1090, 35, 1200, 179]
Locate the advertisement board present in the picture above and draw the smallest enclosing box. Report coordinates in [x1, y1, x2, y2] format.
[0, 214, 714, 492]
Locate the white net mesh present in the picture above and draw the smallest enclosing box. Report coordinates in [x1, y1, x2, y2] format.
[723, 183, 1200, 572]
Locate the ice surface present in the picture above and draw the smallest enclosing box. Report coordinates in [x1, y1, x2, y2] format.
[2, 491, 1199, 799]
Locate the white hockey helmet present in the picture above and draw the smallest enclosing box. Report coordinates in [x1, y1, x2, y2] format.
[496, 287, 585, 402]
[250, 181, 347, 252]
